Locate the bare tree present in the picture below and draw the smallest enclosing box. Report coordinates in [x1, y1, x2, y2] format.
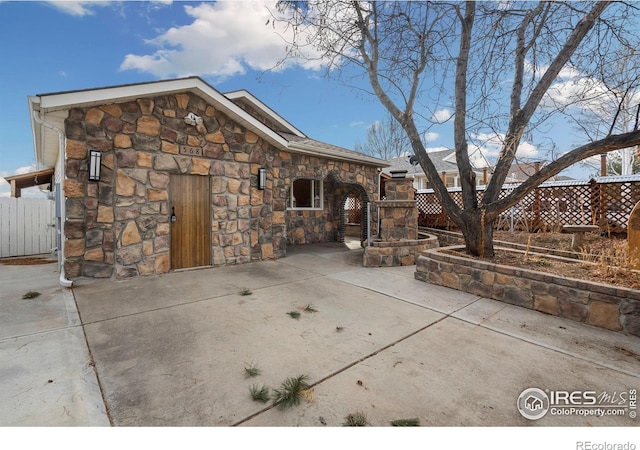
[354, 112, 412, 159]
[274, 1, 640, 256]
[607, 150, 640, 174]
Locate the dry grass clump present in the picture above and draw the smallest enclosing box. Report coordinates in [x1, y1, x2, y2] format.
[580, 239, 638, 276]
[272, 374, 312, 409]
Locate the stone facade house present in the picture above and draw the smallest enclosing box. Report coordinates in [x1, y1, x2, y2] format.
[28, 77, 386, 282]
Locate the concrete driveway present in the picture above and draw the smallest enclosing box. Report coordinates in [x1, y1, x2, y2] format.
[2, 243, 639, 427]
[70, 243, 639, 427]
[0, 259, 108, 426]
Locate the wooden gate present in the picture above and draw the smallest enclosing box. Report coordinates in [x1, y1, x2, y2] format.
[0, 197, 55, 257]
[169, 175, 211, 270]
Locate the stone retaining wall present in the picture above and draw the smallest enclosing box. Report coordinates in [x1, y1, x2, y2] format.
[364, 236, 438, 267]
[415, 246, 640, 337]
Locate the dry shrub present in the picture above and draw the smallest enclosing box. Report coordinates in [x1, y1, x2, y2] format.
[580, 240, 639, 277]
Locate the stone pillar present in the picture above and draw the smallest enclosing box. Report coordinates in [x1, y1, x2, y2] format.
[377, 172, 417, 241]
[628, 200, 640, 269]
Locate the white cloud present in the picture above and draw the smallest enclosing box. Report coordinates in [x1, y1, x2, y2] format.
[468, 132, 538, 164]
[349, 121, 365, 128]
[536, 59, 640, 131]
[545, 76, 640, 125]
[424, 132, 439, 142]
[525, 60, 582, 80]
[120, 1, 334, 79]
[431, 109, 452, 123]
[15, 165, 37, 175]
[45, 1, 112, 17]
[516, 141, 538, 158]
[0, 172, 9, 197]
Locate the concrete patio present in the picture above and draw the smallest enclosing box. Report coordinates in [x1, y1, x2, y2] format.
[1, 242, 639, 427]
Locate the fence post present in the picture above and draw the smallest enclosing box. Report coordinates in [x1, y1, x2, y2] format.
[588, 179, 600, 232]
[532, 186, 541, 231]
[367, 202, 371, 247]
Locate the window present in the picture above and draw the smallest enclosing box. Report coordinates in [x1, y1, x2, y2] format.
[445, 175, 457, 188]
[290, 179, 322, 209]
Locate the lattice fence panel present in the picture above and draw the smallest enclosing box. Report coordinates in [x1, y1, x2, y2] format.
[415, 179, 640, 235]
[539, 184, 595, 230]
[345, 193, 362, 224]
[598, 182, 640, 234]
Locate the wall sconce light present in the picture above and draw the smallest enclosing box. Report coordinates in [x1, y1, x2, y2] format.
[88, 150, 102, 181]
[258, 168, 267, 190]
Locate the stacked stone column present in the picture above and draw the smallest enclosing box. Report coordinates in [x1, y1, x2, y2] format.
[378, 173, 417, 241]
[363, 171, 436, 267]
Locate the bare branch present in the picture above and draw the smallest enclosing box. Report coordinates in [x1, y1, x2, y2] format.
[492, 129, 640, 213]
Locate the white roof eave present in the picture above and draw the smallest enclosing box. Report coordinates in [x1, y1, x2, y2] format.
[225, 90, 306, 138]
[28, 96, 44, 168]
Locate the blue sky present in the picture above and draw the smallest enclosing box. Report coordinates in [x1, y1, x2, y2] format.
[0, 0, 402, 196]
[0, 0, 600, 197]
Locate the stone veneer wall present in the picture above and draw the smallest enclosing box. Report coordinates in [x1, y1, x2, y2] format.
[415, 246, 640, 337]
[285, 161, 378, 245]
[62, 92, 379, 278]
[378, 177, 417, 241]
[363, 176, 427, 267]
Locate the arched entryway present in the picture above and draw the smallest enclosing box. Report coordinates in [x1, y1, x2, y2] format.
[337, 183, 371, 245]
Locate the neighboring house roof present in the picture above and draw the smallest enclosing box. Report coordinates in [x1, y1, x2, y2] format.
[505, 160, 575, 183]
[29, 76, 387, 170]
[506, 160, 545, 182]
[382, 149, 483, 177]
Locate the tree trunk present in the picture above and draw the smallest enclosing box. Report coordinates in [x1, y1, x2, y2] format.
[458, 209, 495, 258]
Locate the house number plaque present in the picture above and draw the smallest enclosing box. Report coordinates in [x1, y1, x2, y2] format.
[179, 146, 203, 156]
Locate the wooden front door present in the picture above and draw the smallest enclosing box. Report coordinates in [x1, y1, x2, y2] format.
[170, 175, 211, 270]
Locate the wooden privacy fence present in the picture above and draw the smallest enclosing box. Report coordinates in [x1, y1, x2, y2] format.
[415, 175, 640, 235]
[0, 197, 55, 257]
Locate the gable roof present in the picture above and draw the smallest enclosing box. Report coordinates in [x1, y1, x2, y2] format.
[224, 89, 306, 138]
[29, 76, 387, 169]
[506, 160, 546, 182]
[281, 133, 389, 166]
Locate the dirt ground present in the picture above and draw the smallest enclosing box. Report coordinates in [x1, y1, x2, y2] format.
[493, 230, 615, 254]
[479, 231, 640, 289]
[0, 256, 56, 266]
